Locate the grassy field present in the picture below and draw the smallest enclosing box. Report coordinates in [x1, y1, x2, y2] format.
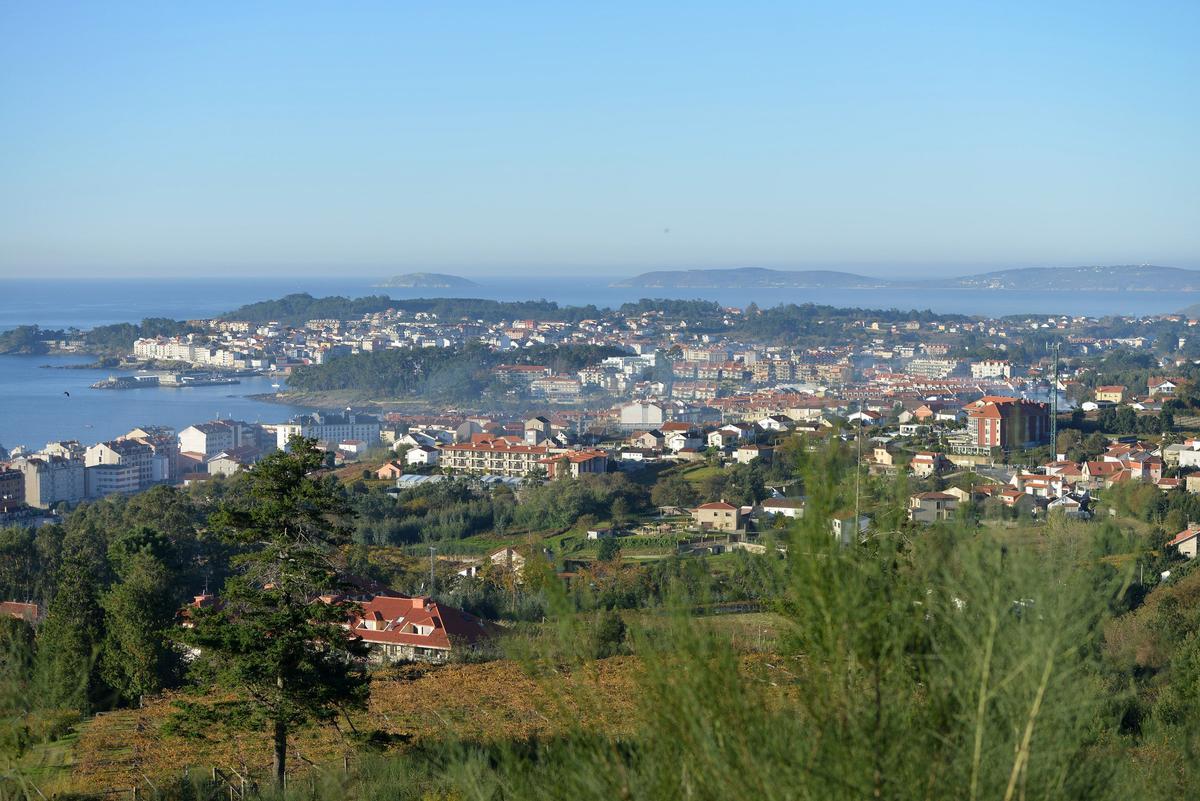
[50, 659, 641, 796]
[29, 612, 783, 796]
[680, 464, 722, 484]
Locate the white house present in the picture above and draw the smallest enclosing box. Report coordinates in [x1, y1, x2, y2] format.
[831, 515, 871, 545]
[735, 444, 772, 464]
[666, 432, 702, 452]
[757, 415, 793, 432]
[707, 430, 738, 449]
[405, 445, 440, 467]
[1169, 524, 1200, 559]
[760, 498, 805, 518]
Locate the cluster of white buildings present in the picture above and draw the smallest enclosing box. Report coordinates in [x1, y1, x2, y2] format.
[0, 410, 387, 511]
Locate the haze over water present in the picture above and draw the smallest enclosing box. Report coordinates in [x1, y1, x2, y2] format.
[1, 276, 1195, 333]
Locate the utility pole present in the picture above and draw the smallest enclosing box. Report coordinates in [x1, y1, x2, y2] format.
[1051, 342, 1060, 454]
[854, 424, 861, 538]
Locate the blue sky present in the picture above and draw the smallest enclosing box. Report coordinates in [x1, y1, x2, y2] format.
[1, 1, 1197, 279]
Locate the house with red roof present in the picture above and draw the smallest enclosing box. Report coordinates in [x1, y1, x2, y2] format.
[1148, 376, 1186, 397]
[1168, 524, 1200, 559]
[691, 501, 743, 532]
[374, 460, 405, 480]
[908, 492, 958, 524]
[0, 601, 41, 624]
[909, 451, 951, 479]
[538, 450, 608, 479]
[346, 595, 498, 664]
[1081, 460, 1127, 490]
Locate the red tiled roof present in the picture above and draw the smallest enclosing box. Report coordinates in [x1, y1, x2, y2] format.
[347, 595, 495, 651]
[443, 439, 552, 455]
[0, 601, 40, 622]
[1168, 528, 1200, 547]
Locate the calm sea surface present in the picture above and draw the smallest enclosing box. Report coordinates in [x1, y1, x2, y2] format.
[1, 275, 1196, 331]
[0, 354, 304, 453]
[0, 275, 1192, 451]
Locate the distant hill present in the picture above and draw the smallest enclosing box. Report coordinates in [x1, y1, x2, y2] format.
[611, 267, 887, 289]
[945, 265, 1200, 292]
[613, 265, 1200, 292]
[374, 272, 479, 289]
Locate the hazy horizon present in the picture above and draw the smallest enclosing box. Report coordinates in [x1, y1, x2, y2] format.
[6, 261, 1200, 283]
[2, 2, 1197, 279]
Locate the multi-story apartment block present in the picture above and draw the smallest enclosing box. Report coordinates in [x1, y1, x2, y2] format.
[906, 358, 963, 379]
[493, 365, 552, 386]
[963, 396, 1051, 451]
[439, 439, 555, 478]
[42, 440, 85, 460]
[122, 426, 178, 482]
[86, 463, 142, 497]
[179, 421, 238, 458]
[132, 337, 246, 369]
[619, 402, 667, 430]
[13, 455, 86, 508]
[275, 412, 381, 451]
[970, 359, 1013, 379]
[531, 376, 582, 403]
[0, 469, 24, 511]
[84, 439, 157, 494]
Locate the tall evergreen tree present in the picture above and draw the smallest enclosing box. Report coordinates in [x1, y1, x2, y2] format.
[175, 438, 368, 787]
[34, 552, 108, 713]
[100, 551, 180, 705]
[0, 616, 36, 759]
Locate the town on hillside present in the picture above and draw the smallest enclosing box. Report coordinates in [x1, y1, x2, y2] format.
[6, 296, 1200, 795]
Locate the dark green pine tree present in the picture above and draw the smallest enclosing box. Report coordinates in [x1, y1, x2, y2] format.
[175, 438, 369, 788]
[100, 550, 181, 706]
[34, 552, 108, 714]
[0, 616, 36, 759]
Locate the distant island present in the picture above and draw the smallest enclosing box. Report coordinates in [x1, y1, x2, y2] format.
[613, 265, 1200, 292]
[611, 268, 889, 289]
[946, 265, 1200, 292]
[373, 272, 479, 289]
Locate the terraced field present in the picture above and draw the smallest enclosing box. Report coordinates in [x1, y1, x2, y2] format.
[53, 658, 643, 796]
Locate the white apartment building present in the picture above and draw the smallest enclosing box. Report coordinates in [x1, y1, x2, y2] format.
[86, 463, 142, 497]
[276, 412, 381, 451]
[178, 420, 261, 459]
[14, 455, 86, 508]
[133, 337, 243, 369]
[971, 359, 1014, 379]
[84, 440, 156, 493]
[905, 358, 962, 379]
[619, 402, 666, 430]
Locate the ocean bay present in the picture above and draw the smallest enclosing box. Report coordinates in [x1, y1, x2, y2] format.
[0, 354, 304, 452]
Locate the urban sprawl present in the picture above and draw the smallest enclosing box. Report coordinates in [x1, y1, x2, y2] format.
[5, 301, 1200, 555]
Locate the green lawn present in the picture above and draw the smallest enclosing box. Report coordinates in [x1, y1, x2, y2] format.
[681, 464, 722, 484]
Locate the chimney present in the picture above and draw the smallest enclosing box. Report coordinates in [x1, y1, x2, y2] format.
[412, 597, 425, 609]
